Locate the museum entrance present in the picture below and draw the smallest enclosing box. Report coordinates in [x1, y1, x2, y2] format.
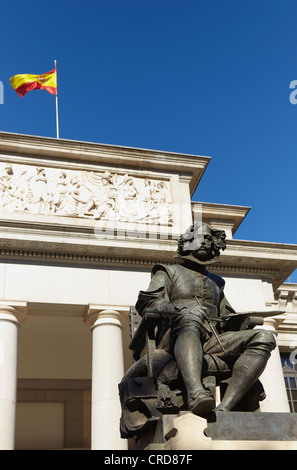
[15, 308, 93, 449]
[15, 379, 91, 449]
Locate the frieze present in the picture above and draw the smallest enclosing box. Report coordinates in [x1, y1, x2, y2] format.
[0, 162, 173, 225]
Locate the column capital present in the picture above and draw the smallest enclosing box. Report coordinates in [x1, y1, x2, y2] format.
[84, 304, 129, 327]
[0, 301, 28, 324]
[262, 314, 286, 334]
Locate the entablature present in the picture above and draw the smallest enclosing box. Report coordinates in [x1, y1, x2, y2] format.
[0, 132, 296, 291]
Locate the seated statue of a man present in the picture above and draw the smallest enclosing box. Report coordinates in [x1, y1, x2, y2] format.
[134, 222, 276, 415]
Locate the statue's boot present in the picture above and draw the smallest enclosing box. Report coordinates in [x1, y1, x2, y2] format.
[216, 351, 268, 411]
[188, 388, 215, 414]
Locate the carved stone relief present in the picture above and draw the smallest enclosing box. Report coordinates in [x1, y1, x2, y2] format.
[0, 162, 173, 225]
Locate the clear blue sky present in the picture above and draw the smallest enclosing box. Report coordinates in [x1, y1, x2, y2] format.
[0, 1, 296, 269]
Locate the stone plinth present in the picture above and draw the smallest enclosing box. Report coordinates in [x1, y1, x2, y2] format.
[143, 411, 297, 451]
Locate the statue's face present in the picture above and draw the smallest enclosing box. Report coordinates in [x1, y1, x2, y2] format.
[191, 225, 213, 261]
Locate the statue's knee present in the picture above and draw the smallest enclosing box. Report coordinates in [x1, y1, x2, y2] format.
[256, 329, 276, 347]
[248, 329, 276, 357]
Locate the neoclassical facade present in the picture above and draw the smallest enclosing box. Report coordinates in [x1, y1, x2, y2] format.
[0, 132, 296, 450]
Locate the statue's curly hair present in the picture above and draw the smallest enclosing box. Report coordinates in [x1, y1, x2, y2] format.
[177, 222, 226, 259]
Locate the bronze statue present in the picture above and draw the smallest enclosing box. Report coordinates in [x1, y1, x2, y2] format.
[119, 222, 277, 439]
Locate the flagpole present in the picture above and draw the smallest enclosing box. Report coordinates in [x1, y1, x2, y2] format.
[54, 60, 59, 139]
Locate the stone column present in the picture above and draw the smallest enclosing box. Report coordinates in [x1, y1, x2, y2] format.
[85, 306, 128, 450]
[0, 302, 27, 450]
[258, 316, 290, 412]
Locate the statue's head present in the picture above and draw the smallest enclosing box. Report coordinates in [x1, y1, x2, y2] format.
[177, 222, 226, 262]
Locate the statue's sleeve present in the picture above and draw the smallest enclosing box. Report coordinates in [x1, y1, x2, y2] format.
[135, 264, 172, 317]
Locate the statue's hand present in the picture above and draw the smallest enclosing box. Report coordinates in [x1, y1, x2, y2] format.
[190, 305, 209, 320]
[156, 301, 179, 313]
[240, 316, 264, 330]
[178, 305, 212, 333]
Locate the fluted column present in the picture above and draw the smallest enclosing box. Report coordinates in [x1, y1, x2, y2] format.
[0, 302, 27, 450]
[85, 306, 128, 450]
[258, 316, 290, 412]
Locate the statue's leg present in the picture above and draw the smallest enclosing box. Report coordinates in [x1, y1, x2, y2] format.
[216, 330, 276, 411]
[216, 350, 268, 411]
[174, 329, 215, 414]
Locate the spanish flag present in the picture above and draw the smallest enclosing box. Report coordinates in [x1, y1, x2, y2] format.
[10, 68, 57, 97]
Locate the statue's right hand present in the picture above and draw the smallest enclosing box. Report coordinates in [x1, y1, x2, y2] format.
[177, 305, 212, 333]
[189, 305, 209, 320]
[157, 301, 179, 313]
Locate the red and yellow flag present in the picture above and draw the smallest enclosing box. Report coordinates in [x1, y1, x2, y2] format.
[10, 68, 57, 97]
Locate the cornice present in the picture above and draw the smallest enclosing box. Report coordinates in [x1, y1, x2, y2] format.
[219, 240, 297, 289]
[193, 201, 251, 218]
[209, 263, 280, 276]
[0, 245, 287, 279]
[227, 238, 297, 251]
[224, 239, 297, 266]
[0, 227, 295, 289]
[192, 201, 251, 236]
[0, 132, 211, 196]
